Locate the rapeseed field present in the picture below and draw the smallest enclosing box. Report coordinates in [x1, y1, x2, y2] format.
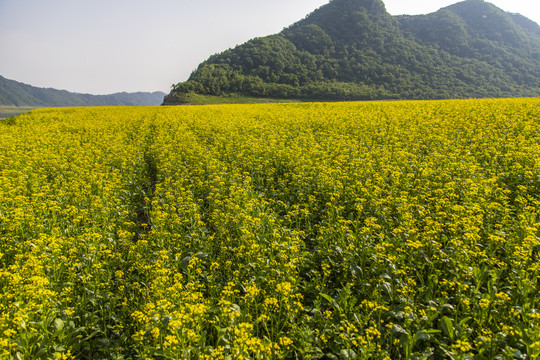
[0, 99, 539, 359]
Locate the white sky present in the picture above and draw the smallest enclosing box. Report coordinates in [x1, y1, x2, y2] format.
[0, 0, 538, 95]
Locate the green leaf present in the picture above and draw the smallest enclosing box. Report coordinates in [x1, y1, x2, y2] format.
[35, 349, 49, 357]
[162, 315, 171, 327]
[320, 293, 340, 310]
[320, 293, 333, 303]
[196, 252, 208, 260]
[458, 316, 472, 326]
[442, 304, 455, 314]
[382, 282, 393, 298]
[340, 349, 357, 359]
[391, 324, 408, 336]
[54, 318, 64, 331]
[414, 330, 430, 342]
[400, 333, 411, 357]
[441, 316, 454, 340]
[350, 264, 363, 278]
[380, 273, 392, 281]
[181, 255, 191, 269]
[411, 349, 434, 360]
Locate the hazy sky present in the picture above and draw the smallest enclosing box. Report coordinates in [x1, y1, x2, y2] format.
[1, 0, 538, 95]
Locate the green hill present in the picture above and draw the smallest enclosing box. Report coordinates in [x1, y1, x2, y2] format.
[0, 75, 165, 107]
[165, 0, 540, 103]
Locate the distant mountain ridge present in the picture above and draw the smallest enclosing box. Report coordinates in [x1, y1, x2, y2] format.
[165, 0, 540, 103]
[0, 75, 165, 107]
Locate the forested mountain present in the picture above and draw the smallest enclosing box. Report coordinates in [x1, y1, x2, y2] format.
[0, 75, 165, 107]
[165, 0, 540, 103]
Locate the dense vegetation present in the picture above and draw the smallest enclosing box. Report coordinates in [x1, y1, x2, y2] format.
[165, 0, 540, 104]
[1, 99, 539, 359]
[0, 75, 165, 107]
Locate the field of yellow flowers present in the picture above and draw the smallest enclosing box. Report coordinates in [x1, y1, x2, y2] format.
[1, 99, 539, 359]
